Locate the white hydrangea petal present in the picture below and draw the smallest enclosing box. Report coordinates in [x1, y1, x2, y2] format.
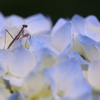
[0, 37, 5, 49]
[0, 78, 6, 88]
[5, 15, 23, 28]
[76, 15, 100, 42]
[88, 60, 100, 92]
[44, 58, 92, 100]
[72, 14, 100, 44]
[46, 58, 83, 83]
[59, 44, 72, 55]
[33, 48, 57, 72]
[85, 15, 100, 26]
[25, 13, 52, 35]
[87, 30, 100, 42]
[0, 49, 11, 75]
[40, 54, 58, 67]
[23, 72, 47, 92]
[81, 42, 98, 61]
[71, 14, 85, 34]
[51, 18, 67, 36]
[8, 46, 36, 77]
[0, 69, 6, 78]
[83, 19, 100, 42]
[9, 76, 24, 87]
[0, 85, 11, 100]
[73, 34, 100, 61]
[52, 21, 71, 52]
[95, 46, 100, 61]
[0, 12, 5, 37]
[72, 34, 84, 55]
[21, 71, 53, 99]
[38, 54, 58, 72]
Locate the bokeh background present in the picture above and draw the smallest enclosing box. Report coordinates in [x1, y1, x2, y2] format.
[0, 0, 100, 24]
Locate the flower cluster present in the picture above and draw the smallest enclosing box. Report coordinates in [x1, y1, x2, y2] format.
[0, 12, 100, 100]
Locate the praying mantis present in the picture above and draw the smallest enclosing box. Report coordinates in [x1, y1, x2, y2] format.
[4, 18, 44, 49]
[6, 24, 31, 49]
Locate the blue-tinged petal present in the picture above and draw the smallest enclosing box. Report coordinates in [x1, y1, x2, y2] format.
[58, 53, 70, 63]
[78, 34, 97, 45]
[0, 12, 5, 37]
[52, 21, 72, 52]
[71, 14, 85, 34]
[7, 93, 19, 100]
[29, 42, 46, 52]
[29, 34, 51, 45]
[44, 58, 92, 100]
[29, 34, 51, 52]
[69, 50, 89, 67]
[7, 92, 26, 100]
[51, 18, 67, 36]
[25, 13, 52, 35]
[85, 15, 100, 26]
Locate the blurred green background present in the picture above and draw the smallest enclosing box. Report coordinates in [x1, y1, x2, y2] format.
[0, 0, 100, 24]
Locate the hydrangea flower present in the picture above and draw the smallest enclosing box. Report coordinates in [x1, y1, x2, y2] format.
[1, 12, 100, 100]
[0, 12, 53, 94]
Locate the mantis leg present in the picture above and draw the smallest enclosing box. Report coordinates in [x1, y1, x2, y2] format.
[3, 30, 14, 49]
[5, 30, 14, 39]
[19, 33, 31, 48]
